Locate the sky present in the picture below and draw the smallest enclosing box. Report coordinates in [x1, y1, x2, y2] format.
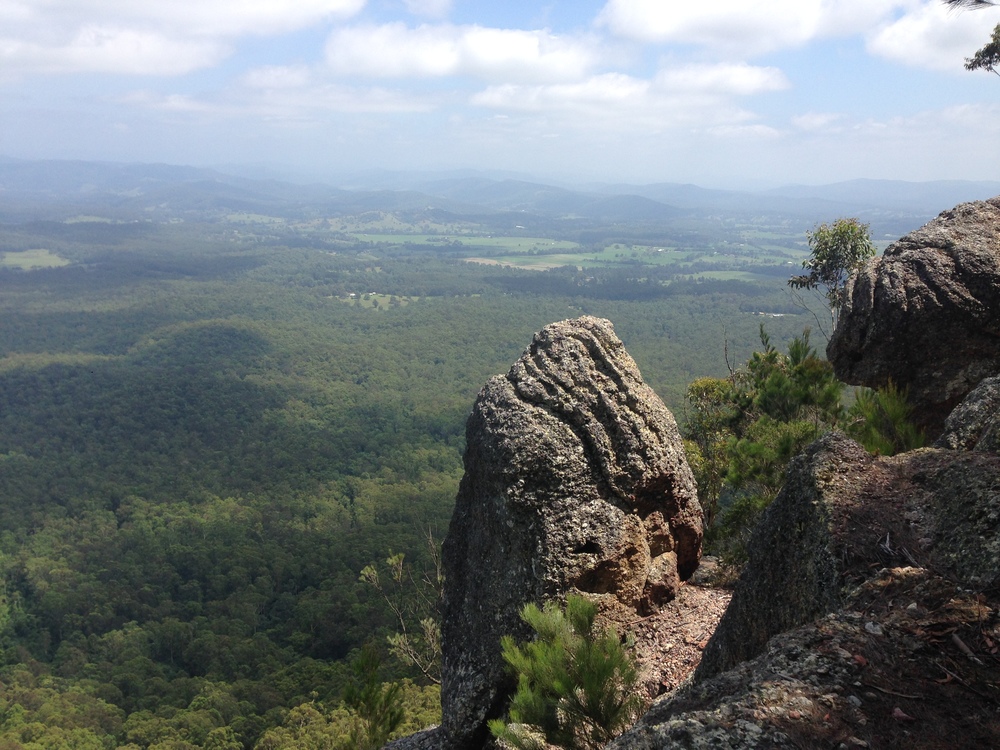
[1, 0, 999, 188]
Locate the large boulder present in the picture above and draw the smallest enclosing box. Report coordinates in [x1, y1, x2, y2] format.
[613, 432, 1000, 749]
[828, 197, 1000, 436]
[437, 316, 702, 749]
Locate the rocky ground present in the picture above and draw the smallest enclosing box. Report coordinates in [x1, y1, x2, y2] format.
[610, 436, 1000, 750]
[611, 564, 1000, 750]
[622, 558, 732, 702]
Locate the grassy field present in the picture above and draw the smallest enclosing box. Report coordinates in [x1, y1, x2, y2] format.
[467, 239, 807, 273]
[329, 212, 481, 235]
[225, 212, 286, 224]
[1, 249, 71, 269]
[64, 215, 116, 224]
[464, 256, 585, 270]
[351, 232, 580, 252]
[333, 292, 418, 309]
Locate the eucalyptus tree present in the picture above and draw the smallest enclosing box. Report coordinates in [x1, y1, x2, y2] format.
[788, 218, 875, 333]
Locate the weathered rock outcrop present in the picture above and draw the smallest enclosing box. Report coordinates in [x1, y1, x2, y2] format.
[828, 197, 1000, 436]
[610, 200, 1000, 749]
[395, 196, 1000, 749]
[433, 316, 702, 749]
[613, 430, 1000, 748]
[935, 374, 1000, 452]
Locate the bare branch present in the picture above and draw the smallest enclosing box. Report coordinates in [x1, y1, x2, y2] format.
[723, 325, 736, 378]
[786, 287, 832, 342]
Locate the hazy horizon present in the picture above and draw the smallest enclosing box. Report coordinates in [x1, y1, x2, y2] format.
[5, 154, 1000, 198]
[3, 0, 999, 188]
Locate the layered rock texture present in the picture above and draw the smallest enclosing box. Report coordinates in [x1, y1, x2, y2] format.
[427, 316, 701, 749]
[828, 197, 1000, 435]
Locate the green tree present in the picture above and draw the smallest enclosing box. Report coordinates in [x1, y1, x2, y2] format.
[253, 702, 347, 750]
[966, 22, 1000, 75]
[359, 534, 443, 684]
[688, 328, 844, 571]
[489, 595, 643, 750]
[683, 377, 738, 530]
[788, 218, 875, 332]
[751, 329, 843, 427]
[342, 644, 404, 750]
[844, 382, 925, 456]
[943, 1, 1000, 76]
[204, 726, 242, 750]
[684, 328, 842, 537]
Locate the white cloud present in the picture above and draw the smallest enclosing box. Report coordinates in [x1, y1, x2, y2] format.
[325, 23, 598, 83]
[242, 65, 313, 90]
[934, 101, 1000, 131]
[792, 102, 1000, 180]
[654, 63, 790, 95]
[471, 73, 649, 112]
[122, 79, 436, 119]
[0, 0, 368, 38]
[403, 0, 452, 19]
[595, 0, 996, 76]
[868, 2, 1000, 72]
[0, 0, 367, 77]
[822, 0, 923, 36]
[326, 24, 457, 77]
[707, 123, 782, 139]
[469, 63, 787, 129]
[596, 0, 919, 54]
[792, 111, 845, 131]
[468, 69, 776, 143]
[119, 91, 216, 112]
[597, 0, 825, 54]
[0, 26, 226, 75]
[258, 83, 437, 114]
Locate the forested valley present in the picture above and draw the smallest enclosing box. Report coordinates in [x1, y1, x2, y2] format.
[0, 166, 942, 749]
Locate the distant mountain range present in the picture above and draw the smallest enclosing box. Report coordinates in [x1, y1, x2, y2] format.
[1, 157, 997, 236]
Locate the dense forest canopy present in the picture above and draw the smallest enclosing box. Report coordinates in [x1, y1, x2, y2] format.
[0, 168, 941, 748]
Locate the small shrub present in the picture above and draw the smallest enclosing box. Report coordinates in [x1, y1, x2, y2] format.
[845, 382, 924, 456]
[489, 595, 643, 750]
[342, 644, 404, 750]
